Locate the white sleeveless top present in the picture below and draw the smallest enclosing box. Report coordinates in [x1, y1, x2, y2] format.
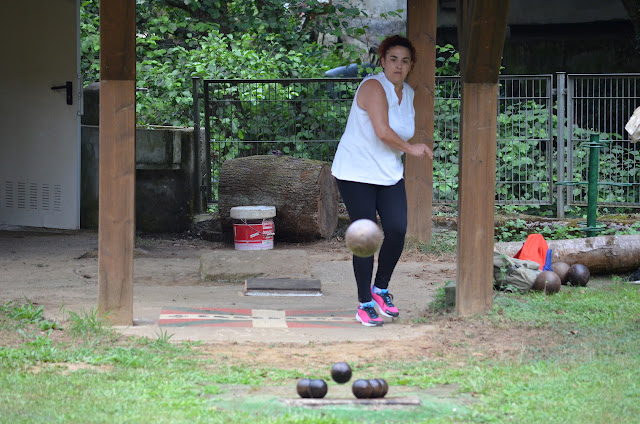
[331, 72, 415, 185]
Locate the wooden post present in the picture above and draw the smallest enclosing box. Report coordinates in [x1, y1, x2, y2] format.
[98, 0, 136, 325]
[455, 0, 510, 315]
[406, 0, 437, 242]
[456, 82, 498, 314]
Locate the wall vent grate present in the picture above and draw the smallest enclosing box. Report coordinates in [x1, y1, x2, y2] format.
[5, 181, 14, 208]
[30, 183, 38, 209]
[0, 180, 63, 213]
[41, 184, 50, 211]
[53, 185, 62, 211]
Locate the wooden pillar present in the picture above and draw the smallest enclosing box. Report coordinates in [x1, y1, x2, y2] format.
[455, 0, 510, 315]
[456, 82, 498, 314]
[406, 0, 437, 242]
[98, 0, 136, 325]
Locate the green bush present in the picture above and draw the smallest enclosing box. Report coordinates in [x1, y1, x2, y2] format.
[80, 0, 369, 126]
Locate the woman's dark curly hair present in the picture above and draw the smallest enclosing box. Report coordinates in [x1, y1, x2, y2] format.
[377, 35, 416, 63]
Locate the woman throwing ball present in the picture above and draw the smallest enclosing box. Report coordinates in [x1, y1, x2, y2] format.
[331, 35, 432, 327]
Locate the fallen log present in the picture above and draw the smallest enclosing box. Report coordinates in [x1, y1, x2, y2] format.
[218, 155, 339, 241]
[494, 235, 640, 275]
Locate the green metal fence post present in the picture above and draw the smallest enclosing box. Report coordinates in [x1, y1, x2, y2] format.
[586, 133, 601, 237]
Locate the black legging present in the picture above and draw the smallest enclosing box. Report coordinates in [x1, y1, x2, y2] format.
[336, 178, 407, 303]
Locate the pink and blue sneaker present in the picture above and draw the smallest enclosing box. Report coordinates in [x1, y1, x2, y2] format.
[356, 302, 384, 327]
[371, 287, 399, 318]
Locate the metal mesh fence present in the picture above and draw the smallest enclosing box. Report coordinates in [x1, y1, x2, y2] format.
[198, 74, 640, 209]
[497, 75, 554, 205]
[566, 74, 640, 207]
[203, 78, 359, 201]
[421, 75, 554, 205]
[432, 76, 460, 204]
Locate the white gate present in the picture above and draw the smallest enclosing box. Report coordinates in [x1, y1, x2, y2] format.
[0, 0, 82, 229]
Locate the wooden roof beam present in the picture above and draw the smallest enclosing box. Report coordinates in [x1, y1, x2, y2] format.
[457, 0, 510, 83]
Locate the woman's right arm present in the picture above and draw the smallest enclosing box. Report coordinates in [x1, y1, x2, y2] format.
[356, 80, 432, 159]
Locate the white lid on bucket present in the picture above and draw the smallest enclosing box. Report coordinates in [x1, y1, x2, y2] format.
[230, 205, 276, 220]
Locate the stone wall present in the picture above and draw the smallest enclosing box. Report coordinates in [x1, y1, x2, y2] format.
[81, 125, 202, 233]
[81, 82, 205, 233]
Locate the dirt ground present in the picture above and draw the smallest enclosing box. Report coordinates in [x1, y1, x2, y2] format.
[0, 227, 558, 367]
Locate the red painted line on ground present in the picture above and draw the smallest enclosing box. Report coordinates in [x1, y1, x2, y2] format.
[172, 307, 252, 315]
[159, 307, 359, 328]
[284, 310, 352, 316]
[286, 322, 358, 329]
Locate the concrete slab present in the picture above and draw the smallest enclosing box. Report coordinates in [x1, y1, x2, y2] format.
[118, 255, 444, 343]
[0, 230, 455, 344]
[157, 306, 355, 328]
[281, 397, 422, 407]
[199, 249, 313, 283]
[119, 321, 438, 343]
[245, 278, 322, 296]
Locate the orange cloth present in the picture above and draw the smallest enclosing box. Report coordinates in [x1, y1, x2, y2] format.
[513, 233, 549, 270]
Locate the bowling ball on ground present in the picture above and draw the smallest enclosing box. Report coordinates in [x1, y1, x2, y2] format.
[308, 379, 328, 398]
[567, 264, 590, 286]
[352, 379, 372, 399]
[368, 379, 382, 398]
[551, 262, 571, 285]
[534, 271, 561, 294]
[331, 362, 352, 384]
[345, 219, 383, 258]
[377, 379, 388, 397]
[296, 378, 311, 398]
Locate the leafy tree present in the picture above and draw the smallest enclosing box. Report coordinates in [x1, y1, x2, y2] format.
[80, 1, 100, 85]
[80, 0, 368, 125]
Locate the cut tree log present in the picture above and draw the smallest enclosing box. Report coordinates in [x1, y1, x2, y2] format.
[495, 235, 640, 275]
[218, 155, 339, 241]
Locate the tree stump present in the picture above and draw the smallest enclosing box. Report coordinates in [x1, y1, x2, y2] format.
[218, 155, 339, 241]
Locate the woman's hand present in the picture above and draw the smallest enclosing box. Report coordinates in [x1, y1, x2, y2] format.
[407, 143, 433, 159]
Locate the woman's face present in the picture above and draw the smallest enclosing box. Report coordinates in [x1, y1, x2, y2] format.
[380, 45, 413, 85]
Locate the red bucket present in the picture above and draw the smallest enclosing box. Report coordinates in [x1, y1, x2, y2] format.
[230, 206, 276, 251]
[233, 218, 275, 250]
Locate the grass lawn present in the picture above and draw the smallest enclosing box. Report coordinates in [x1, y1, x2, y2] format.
[1, 276, 639, 423]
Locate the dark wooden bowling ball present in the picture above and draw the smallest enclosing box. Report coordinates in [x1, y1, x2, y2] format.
[368, 379, 382, 398]
[331, 362, 352, 384]
[352, 379, 372, 399]
[377, 378, 388, 398]
[534, 271, 561, 294]
[551, 262, 571, 285]
[308, 379, 328, 398]
[567, 264, 590, 286]
[296, 378, 311, 398]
